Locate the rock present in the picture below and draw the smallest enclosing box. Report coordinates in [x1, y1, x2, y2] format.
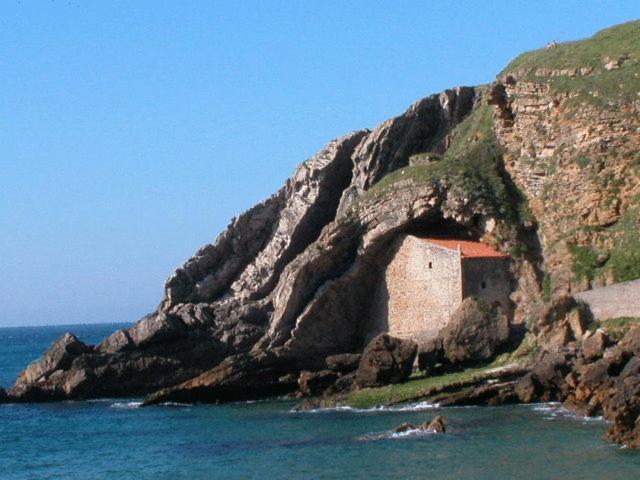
[0, 387, 8, 403]
[332, 371, 357, 393]
[325, 353, 361, 373]
[567, 309, 586, 338]
[603, 57, 623, 70]
[417, 337, 444, 371]
[515, 374, 542, 403]
[393, 416, 446, 434]
[98, 329, 134, 353]
[355, 334, 417, 388]
[393, 422, 418, 433]
[297, 370, 339, 397]
[423, 415, 446, 433]
[126, 313, 186, 348]
[439, 298, 509, 365]
[581, 330, 609, 361]
[143, 348, 313, 405]
[9, 333, 91, 399]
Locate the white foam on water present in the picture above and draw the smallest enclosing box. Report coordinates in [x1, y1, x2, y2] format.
[529, 402, 607, 423]
[159, 401, 192, 408]
[358, 428, 438, 441]
[294, 401, 440, 414]
[110, 401, 142, 409]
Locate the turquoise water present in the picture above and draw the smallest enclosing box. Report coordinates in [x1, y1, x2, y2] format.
[2, 325, 640, 479]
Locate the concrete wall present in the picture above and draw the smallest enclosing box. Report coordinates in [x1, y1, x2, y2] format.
[461, 258, 512, 314]
[369, 235, 462, 343]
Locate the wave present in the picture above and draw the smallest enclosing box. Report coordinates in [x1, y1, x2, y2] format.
[294, 400, 440, 414]
[528, 402, 606, 423]
[109, 401, 143, 409]
[158, 401, 192, 408]
[358, 428, 438, 441]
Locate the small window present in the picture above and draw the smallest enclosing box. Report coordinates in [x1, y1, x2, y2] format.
[481, 281, 487, 289]
[428, 261, 432, 269]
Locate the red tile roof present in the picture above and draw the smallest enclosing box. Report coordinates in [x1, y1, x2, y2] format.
[419, 237, 508, 258]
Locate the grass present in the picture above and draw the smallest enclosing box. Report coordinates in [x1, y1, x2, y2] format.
[347, 334, 539, 409]
[568, 244, 600, 283]
[588, 317, 640, 342]
[565, 197, 640, 285]
[542, 272, 552, 302]
[362, 103, 531, 228]
[347, 366, 496, 409]
[503, 20, 640, 106]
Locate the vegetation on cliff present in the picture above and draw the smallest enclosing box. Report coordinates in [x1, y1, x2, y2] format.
[363, 102, 531, 229]
[504, 20, 640, 105]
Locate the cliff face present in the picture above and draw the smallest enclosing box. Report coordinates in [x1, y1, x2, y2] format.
[9, 21, 640, 408]
[10, 86, 483, 400]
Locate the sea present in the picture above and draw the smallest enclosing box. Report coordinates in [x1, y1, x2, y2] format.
[2, 323, 640, 480]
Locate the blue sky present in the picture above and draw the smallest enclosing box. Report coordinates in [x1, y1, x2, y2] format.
[1, 1, 638, 327]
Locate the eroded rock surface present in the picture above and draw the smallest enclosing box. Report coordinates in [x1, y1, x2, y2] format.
[418, 297, 510, 370]
[355, 334, 417, 388]
[11, 86, 483, 402]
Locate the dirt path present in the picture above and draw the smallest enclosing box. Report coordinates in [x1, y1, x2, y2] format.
[574, 279, 640, 320]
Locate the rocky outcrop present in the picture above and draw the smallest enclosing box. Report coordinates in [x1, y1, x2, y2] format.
[337, 87, 476, 212]
[419, 298, 510, 370]
[0, 387, 7, 403]
[355, 334, 417, 388]
[297, 370, 340, 397]
[9, 333, 91, 400]
[11, 86, 483, 402]
[143, 348, 307, 405]
[325, 353, 361, 373]
[10, 22, 640, 454]
[393, 415, 446, 434]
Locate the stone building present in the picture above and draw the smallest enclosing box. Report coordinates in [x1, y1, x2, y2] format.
[369, 235, 511, 343]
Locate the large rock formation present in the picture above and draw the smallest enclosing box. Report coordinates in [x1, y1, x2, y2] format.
[418, 297, 510, 370]
[9, 22, 640, 451]
[354, 334, 417, 388]
[12, 85, 486, 401]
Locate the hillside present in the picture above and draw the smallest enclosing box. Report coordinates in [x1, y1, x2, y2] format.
[6, 19, 640, 447]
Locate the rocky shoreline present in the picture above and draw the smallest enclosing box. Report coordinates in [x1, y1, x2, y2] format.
[4, 21, 640, 451]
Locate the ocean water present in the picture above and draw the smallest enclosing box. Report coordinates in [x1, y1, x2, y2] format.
[2, 324, 640, 479]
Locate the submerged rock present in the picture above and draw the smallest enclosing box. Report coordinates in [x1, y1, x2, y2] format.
[355, 334, 417, 388]
[393, 416, 446, 434]
[424, 415, 446, 433]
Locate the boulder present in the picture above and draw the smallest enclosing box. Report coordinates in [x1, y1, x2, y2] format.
[10, 333, 91, 398]
[422, 415, 446, 433]
[581, 330, 609, 361]
[419, 298, 509, 369]
[393, 416, 446, 434]
[0, 387, 8, 403]
[126, 313, 186, 348]
[514, 374, 542, 403]
[393, 422, 418, 433]
[441, 298, 509, 363]
[325, 353, 361, 373]
[355, 334, 417, 388]
[297, 370, 339, 397]
[332, 371, 357, 393]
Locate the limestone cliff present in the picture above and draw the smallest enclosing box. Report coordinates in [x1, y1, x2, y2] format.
[9, 21, 640, 410]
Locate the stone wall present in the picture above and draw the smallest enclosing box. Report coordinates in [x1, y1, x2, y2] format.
[369, 235, 462, 344]
[461, 258, 512, 315]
